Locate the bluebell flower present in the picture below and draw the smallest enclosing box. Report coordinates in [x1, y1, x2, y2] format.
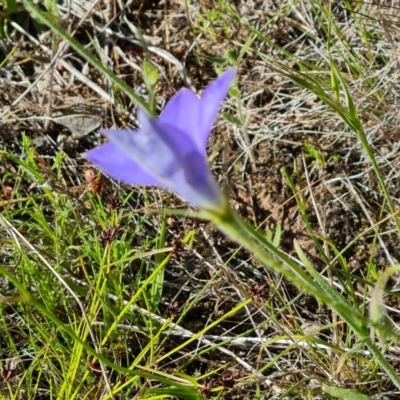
[85, 68, 236, 212]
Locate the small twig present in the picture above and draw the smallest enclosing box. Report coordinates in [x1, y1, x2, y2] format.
[106, 293, 263, 377]
[0, 195, 47, 209]
[90, 321, 400, 362]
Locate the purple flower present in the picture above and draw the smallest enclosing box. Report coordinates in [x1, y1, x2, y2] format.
[85, 68, 236, 212]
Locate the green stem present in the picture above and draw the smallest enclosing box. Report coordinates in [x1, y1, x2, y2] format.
[212, 206, 400, 390]
[216, 208, 349, 317]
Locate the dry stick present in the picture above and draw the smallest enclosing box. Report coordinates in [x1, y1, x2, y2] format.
[105, 293, 263, 377]
[0, 214, 114, 397]
[0, 196, 47, 208]
[90, 321, 400, 362]
[42, 27, 65, 130]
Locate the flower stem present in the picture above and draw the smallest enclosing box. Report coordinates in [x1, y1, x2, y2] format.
[212, 206, 400, 390]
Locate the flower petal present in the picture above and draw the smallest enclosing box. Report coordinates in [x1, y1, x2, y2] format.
[85, 142, 161, 185]
[199, 67, 236, 147]
[102, 109, 223, 210]
[102, 109, 191, 180]
[160, 68, 236, 151]
[160, 89, 202, 150]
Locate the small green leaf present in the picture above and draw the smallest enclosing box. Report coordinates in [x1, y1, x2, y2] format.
[222, 112, 242, 126]
[253, 383, 261, 400]
[229, 87, 241, 99]
[1, 0, 18, 15]
[303, 141, 327, 168]
[272, 221, 282, 248]
[197, 53, 227, 65]
[142, 59, 159, 89]
[322, 385, 373, 400]
[44, 0, 59, 18]
[369, 265, 400, 342]
[226, 49, 239, 64]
